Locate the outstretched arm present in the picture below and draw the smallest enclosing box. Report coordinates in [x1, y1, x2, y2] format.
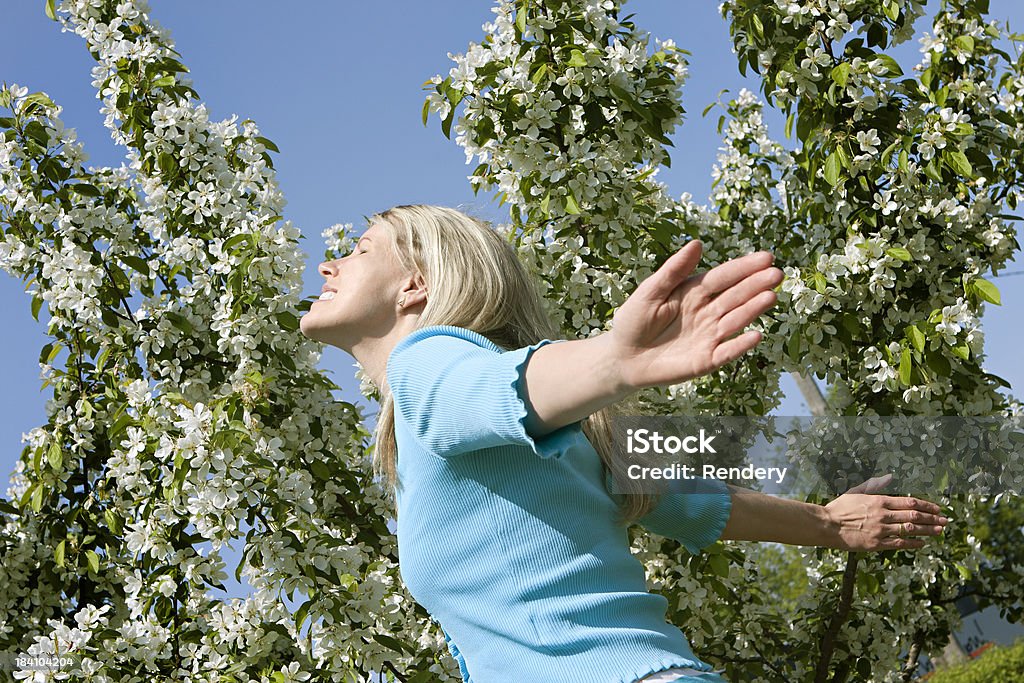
[720, 476, 950, 551]
[521, 240, 784, 437]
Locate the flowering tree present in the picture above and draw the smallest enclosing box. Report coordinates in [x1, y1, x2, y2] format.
[2, 0, 1022, 682]
[0, 1, 462, 681]
[424, 0, 1024, 680]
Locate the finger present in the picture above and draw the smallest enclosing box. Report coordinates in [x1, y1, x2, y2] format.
[710, 329, 762, 368]
[709, 267, 785, 320]
[637, 240, 703, 302]
[882, 496, 943, 516]
[717, 290, 778, 339]
[878, 537, 927, 550]
[882, 509, 950, 527]
[885, 522, 946, 537]
[691, 250, 775, 296]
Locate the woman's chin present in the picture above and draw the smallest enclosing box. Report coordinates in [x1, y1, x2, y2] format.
[299, 313, 325, 341]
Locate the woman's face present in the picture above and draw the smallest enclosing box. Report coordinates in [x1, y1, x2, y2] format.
[300, 219, 411, 351]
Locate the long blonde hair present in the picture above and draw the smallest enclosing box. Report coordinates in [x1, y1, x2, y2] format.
[370, 204, 658, 526]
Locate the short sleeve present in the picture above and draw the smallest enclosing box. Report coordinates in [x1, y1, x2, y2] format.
[386, 326, 585, 460]
[631, 477, 733, 555]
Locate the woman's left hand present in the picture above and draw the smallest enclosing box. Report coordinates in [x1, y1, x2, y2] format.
[823, 474, 951, 551]
[608, 240, 785, 390]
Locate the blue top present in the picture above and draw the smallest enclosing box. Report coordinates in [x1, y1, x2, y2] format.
[385, 325, 733, 683]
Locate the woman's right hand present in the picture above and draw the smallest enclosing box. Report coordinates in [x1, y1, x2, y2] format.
[607, 240, 784, 391]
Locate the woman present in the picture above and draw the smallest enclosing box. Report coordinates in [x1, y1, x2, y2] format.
[299, 204, 949, 683]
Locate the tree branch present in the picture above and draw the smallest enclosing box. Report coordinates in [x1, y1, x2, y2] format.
[814, 552, 860, 683]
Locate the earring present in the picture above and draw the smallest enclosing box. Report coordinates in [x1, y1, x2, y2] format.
[398, 297, 406, 307]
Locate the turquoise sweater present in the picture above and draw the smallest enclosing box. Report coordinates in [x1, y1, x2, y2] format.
[386, 325, 733, 683]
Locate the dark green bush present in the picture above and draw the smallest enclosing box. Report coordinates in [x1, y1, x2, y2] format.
[924, 638, 1024, 682]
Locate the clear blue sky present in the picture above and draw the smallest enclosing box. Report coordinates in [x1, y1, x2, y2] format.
[2, 1, 1023, 604]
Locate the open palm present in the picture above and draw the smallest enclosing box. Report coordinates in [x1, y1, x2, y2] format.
[609, 240, 785, 390]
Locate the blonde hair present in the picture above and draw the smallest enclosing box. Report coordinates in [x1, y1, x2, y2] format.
[370, 204, 658, 526]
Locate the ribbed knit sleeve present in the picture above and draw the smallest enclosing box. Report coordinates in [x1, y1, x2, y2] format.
[442, 628, 473, 682]
[634, 478, 733, 555]
[386, 325, 585, 460]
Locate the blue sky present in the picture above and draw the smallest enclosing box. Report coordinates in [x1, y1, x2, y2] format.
[2, 1, 1023, 604]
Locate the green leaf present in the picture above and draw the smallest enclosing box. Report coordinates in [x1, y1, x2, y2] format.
[310, 459, 332, 482]
[164, 311, 194, 335]
[441, 109, 455, 140]
[47, 442, 62, 470]
[955, 35, 975, 53]
[945, 149, 973, 176]
[22, 92, 55, 114]
[86, 550, 100, 574]
[104, 509, 123, 535]
[886, 247, 912, 262]
[152, 75, 175, 88]
[953, 122, 974, 137]
[30, 483, 45, 511]
[883, 0, 900, 22]
[70, 183, 102, 197]
[708, 554, 730, 577]
[530, 62, 548, 85]
[835, 144, 851, 170]
[567, 49, 587, 67]
[831, 62, 851, 88]
[899, 348, 912, 386]
[875, 54, 903, 77]
[515, 2, 527, 34]
[813, 272, 827, 294]
[254, 136, 280, 153]
[926, 350, 950, 376]
[373, 633, 417, 657]
[45, 0, 57, 21]
[907, 325, 925, 353]
[751, 13, 764, 39]
[295, 599, 314, 630]
[119, 254, 150, 275]
[421, 97, 431, 126]
[54, 539, 65, 567]
[564, 193, 581, 215]
[951, 344, 970, 361]
[31, 294, 43, 322]
[786, 331, 802, 362]
[275, 311, 299, 331]
[973, 277, 1001, 305]
[157, 152, 177, 175]
[824, 152, 842, 187]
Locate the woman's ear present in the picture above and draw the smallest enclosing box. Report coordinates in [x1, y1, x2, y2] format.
[399, 272, 428, 308]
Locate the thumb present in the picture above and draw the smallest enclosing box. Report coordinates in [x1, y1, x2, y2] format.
[846, 473, 892, 494]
